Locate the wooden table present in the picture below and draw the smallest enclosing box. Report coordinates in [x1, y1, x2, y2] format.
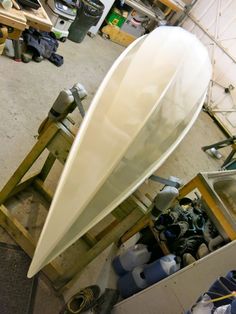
[0, 2, 52, 35]
[22, 4, 52, 32]
[0, 6, 26, 39]
[0, 1, 52, 58]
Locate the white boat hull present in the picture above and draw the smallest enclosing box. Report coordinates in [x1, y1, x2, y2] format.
[28, 26, 212, 277]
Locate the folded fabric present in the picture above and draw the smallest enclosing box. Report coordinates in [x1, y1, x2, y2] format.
[209, 278, 231, 296]
[219, 276, 236, 293]
[226, 271, 236, 285]
[187, 294, 214, 314]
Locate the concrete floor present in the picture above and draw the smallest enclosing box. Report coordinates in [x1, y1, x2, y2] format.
[0, 33, 230, 313]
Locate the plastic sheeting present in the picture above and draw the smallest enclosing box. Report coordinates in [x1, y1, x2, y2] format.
[28, 26, 212, 277]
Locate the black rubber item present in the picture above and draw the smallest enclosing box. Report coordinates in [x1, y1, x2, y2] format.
[0, 242, 37, 314]
[68, 0, 104, 43]
[33, 55, 44, 62]
[17, 0, 40, 9]
[60, 37, 67, 42]
[93, 289, 119, 314]
[22, 52, 33, 63]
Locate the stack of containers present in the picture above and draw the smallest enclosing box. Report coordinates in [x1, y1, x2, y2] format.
[112, 245, 180, 298]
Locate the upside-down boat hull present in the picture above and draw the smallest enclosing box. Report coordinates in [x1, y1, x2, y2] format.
[28, 26, 212, 277]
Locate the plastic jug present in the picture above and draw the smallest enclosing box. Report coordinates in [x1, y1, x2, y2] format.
[214, 299, 236, 314]
[112, 244, 151, 276]
[117, 265, 148, 298]
[143, 254, 180, 286]
[190, 295, 214, 314]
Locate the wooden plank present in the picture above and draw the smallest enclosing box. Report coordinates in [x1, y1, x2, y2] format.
[0, 204, 63, 283]
[101, 25, 136, 47]
[7, 171, 40, 200]
[0, 1, 52, 32]
[0, 7, 26, 30]
[47, 127, 74, 165]
[82, 233, 98, 247]
[120, 215, 149, 244]
[95, 220, 120, 241]
[23, 1, 52, 32]
[134, 190, 153, 208]
[39, 152, 56, 182]
[113, 196, 142, 221]
[157, 0, 183, 11]
[112, 205, 127, 220]
[7, 28, 22, 40]
[59, 209, 144, 292]
[33, 178, 53, 204]
[130, 195, 150, 214]
[0, 123, 59, 205]
[178, 176, 199, 198]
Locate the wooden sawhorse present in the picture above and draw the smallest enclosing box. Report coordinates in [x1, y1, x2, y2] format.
[0, 118, 149, 291]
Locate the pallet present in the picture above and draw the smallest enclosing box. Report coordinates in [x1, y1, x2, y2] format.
[101, 25, 136, 47]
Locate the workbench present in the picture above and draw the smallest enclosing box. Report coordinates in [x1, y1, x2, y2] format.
[0, 1, 52, 57]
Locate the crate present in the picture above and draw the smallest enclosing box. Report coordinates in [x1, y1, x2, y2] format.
[106, 10, 126, 28]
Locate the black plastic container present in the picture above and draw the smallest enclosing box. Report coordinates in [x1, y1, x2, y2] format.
[68, 0, 104, 43]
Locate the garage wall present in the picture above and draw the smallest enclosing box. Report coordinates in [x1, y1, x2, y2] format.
[181, 0, 236, 135]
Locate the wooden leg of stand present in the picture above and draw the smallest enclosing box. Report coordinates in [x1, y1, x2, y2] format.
[0, 124, 59, 204]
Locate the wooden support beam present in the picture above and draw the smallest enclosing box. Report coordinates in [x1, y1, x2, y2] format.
[0, 123, 59, 204]
[158, 0, 184, 12]
[0, 204, 63, 283]
[7, 172, 40, 199]
[120, 215, 150, 244]
[38, 152, 56, 182]
[112, 205, 128, 221]
[33, 178, 53, 204]
[82, 233, 98, 247]
[96, 220, 119, 241]
[0, 117, 150, 292]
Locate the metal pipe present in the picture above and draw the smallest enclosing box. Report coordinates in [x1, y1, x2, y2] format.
[186, 12, 236, 64]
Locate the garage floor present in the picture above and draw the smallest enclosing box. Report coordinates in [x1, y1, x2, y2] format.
[0, 34, 230, 313]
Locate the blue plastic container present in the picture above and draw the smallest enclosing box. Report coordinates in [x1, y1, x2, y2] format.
[112, 244, 151, 276]
[143, 254, 180, 286]
[117, 265, 148, 298]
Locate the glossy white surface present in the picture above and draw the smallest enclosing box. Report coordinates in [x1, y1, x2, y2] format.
[28, 26, 212, 277]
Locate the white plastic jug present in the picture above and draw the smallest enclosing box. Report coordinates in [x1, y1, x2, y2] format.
[112, 244, 151, 276]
